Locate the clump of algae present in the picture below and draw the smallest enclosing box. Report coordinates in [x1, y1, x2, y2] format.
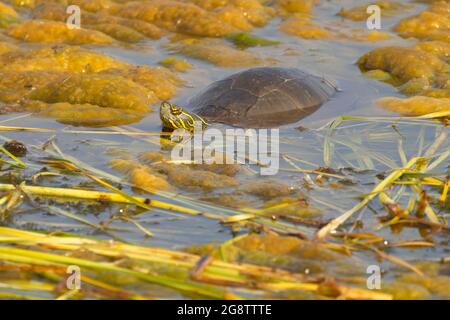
[7, 20, 115, 45]
[0, 46, 128, 73]
[0, 41, 19, 55]
[279, 16, 333, 39]
[111, 0, 237, 37]
[0, 2, 18, 17]
[166, 37, 273, 67]
[377, 96, 450, 116]
[0, 70, 69, 103]
[24, 101, 146, 127]
[358, 45, 449, 95]
[99, 66, 182, 101]
[338, 1, 409, 21]
[155, 162, 240, 190]
[110, 159, 171, 193]
[384, 262, 450, 300]
[185, 234, 360, 276]
[184, 0, 275, 27]
[0, 12, 21, 28]
[262, 196, 322, 218]
[242, 180, 294, 199]
[395, 2, 450, 41]
[274, 0, 315, 15]
[85, 23, 145, 43]
[225, 32, 280, 49]
[27, 73, 153, 113]
[159, 56, 193, 72]
[111, 152, 240, 192]
[32, 2, 164, 40]
[111, 0, 275, 37]
[0, 42, 183, 126]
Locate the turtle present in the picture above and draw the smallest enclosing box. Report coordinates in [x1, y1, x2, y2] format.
[160, 67, 338, 131]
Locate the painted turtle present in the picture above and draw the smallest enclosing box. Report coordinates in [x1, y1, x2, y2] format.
[160, 67, 337, 130]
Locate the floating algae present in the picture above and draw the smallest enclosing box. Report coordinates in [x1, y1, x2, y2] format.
[182, 0, 275, 27]
[99, 66, 182, 101]
[24, 100, 146, 127]
[262, 197, 322, 218]
[0, 70, 69, 103]
[166, 37, 273, 67]
[111, 0, 237, 37]
[395, 2, 450, 41]
[0, 2, 18, 17]
[32, 2, 164, 40]
[185, 234, 362, 277]
[274, 0, 315, 15]
[16, 72, 157, 126]
[242, 180, 294, 199]
[225, 32, 280, 49]
[0, 12, 21, 28]
[0, 41, 19, 55]
[280, 16, 333, 40]
[27, 73, 153, 112]
[0, 46, 128, 73]
[377, 96, 450, 116]
[154, 162, 240, 190]
[7, 20, 114, 45]
[338, 1, 409, 21]
[85, 23, 145, 43]
[159, 56, 193, 72]
[110, 159, 171, 193]
[358, 45, 449, 94]
[112, 153, 240, 191]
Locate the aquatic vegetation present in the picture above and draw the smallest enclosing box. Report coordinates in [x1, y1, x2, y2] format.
[112, 153, 240, 191]
[338, 1, 409, 21]
[85, 23, 145, 43]
[155, 162, 240, 190]
[395, 2, 450, 40]
[28, 73, 152, 112]
[0, 12, 21, 28]
[0, 41, 18, 55]
[225, 32, 280, 49]
[344, 30, 391, 42]
[111, 0, 237, 37]
[0, 46, 127, 73]
[358, 45, 449, 94]
[7, 20, 115, 45]
[377, 96, 450, 116]
[414, 41, 450, 62]
[167, 37, 273, 66]
[280, 16, 333, 39]
[261, 197, 322, 218]
[275, 0, 315, 15]
[99, 66, 182, 101]
[0, 2, 18, 17]
[242, 180, 294, 199]
[0, 227, 391, 299]
[159, 56, 193, 72]
[24, 101, 145, 127]
[0, 70, 69, 103]
[32, 2, 164, 40]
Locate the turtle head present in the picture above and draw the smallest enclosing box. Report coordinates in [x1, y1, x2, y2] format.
[160, 101, 208, 132]
[161, 101, 183, 116]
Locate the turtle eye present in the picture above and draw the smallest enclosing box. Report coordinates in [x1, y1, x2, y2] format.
[170, 104, 183, 115]
[161, 101, 171, 110]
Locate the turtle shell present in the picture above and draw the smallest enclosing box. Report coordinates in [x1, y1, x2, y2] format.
[187, 67, 337, 128]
